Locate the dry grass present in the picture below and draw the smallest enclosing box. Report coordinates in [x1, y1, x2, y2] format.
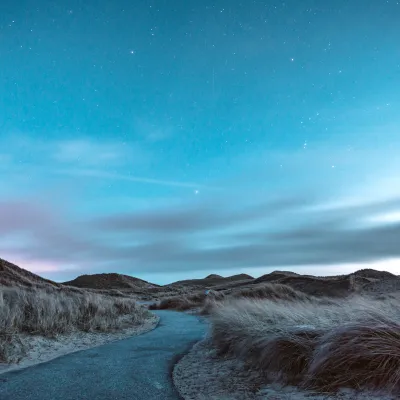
[149, 292, 208, 311]
[200, 284, 305, 316]
[149, 283, 305, 314]
[233, 283, 309, 301]
[149, 290, 226, 312]
[210, 295, 400, 394]
[306, 322, 400, 392]
[0, 285, 151, 363]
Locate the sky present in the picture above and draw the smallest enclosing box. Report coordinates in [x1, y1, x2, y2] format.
[1, 0, 400, 284]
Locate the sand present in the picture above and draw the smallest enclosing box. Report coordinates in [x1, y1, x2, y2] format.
[0, 314, 159, 375]
[173, 339, 397, 400]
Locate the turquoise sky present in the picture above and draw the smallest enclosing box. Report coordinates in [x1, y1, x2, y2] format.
[1, 0, 400, 283]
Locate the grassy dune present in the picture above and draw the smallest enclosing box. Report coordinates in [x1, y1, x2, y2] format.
[0, 285, 152, 363]
[149, 283, 309, 313]
[210, 295, 400, 394]
[233, 283, 310, 301]
[149, 292, 211, 311]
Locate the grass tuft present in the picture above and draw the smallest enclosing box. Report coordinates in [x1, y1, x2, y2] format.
[306, 321, 400, 392]
[0, 285, 151, 363]
[209, 295, 400, 394]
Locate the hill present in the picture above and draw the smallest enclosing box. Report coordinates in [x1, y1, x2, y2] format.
[166, 273, 254, 289]
[253, 270, 300, 284]
[63, 273, 160, 290]
[0, 257, 60, 288]
[275, 275, 352, 297]
[205, 274, 223, 279]
[0, 258, 154, 364]
[252, 269, 400, 297]
[353, 268, 397, 280]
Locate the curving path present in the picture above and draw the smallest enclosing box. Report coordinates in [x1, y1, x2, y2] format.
[0, 311, 207, 400]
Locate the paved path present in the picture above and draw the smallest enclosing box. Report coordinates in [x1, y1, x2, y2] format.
[0, 311, 207, 400]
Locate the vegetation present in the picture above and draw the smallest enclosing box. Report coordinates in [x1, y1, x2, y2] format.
[149, 292, 208, 311]
[209, 295, 400, 394]
[149, 290, 226, 311]
[149, 283, 309, 315]
[0, 285, 151, 362]
[233, 283, 309, 301]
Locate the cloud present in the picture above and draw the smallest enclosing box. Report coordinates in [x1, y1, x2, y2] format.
[51, 138, 155, 169]
[54, 139, 124, 166]
[133, 118, 175, 142]
[0, 154, 12, 163]
[54, 168, 207, 189]
[95, 196, 310, 234]
[1, 134, 206, 191]
[0, 134, 149, 171]
[2, 193, 400, 281]
[0, 200, 54, 234]
[1, 133, 400, 279]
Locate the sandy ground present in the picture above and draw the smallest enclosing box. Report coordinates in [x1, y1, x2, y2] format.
[0, 314, 159, 375]
[173, 339, 397, 400]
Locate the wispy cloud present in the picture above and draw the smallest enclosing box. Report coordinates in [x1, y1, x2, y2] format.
[1, 193, 400, 281]
[0, 135, 149, 169]
[54, 168, 207, 189]
[133, 117, 175, 142]
[2, 132, 400, 282]
[53, 139, 124, 166]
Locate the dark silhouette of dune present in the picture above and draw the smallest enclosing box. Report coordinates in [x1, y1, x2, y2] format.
[353, 268, 397, 280]
[205, 274, 223, 279]
[166, 273, 254, 289]
[63, 273, 160, 290]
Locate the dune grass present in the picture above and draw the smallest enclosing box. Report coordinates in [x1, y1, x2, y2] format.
[149, 292, 208, 311]
[233, 283, 309, 301]
[201, 283, 309, 315]
[210, 295, 400, 394]
[150, 283, 306, 313]
[149, 290, 227, 312]
[0, 285, 152, 363]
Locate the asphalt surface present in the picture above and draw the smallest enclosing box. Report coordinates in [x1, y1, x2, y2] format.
[0, 311, 207, 400]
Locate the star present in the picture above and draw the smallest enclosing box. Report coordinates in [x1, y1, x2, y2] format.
[194, 190, 199, 195]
